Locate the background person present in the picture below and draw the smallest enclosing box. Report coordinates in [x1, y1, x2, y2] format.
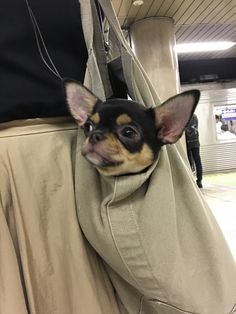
[185, 113, 203, 188]
[215, 114, 223, 135]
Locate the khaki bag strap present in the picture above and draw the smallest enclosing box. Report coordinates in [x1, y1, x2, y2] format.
[79, 0, 112, 99]
[90, 1, 113, 99]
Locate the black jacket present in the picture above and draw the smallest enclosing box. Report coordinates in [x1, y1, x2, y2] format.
[185, 114, 200, 149]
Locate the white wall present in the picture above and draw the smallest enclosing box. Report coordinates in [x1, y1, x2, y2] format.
[182, 82, 236, 172]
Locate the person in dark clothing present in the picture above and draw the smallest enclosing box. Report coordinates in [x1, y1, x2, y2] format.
[0, 0, 92, 123]
[0, 2, 122, 313]
[185, 114, 203, 188]
[0, 0, 125, 124]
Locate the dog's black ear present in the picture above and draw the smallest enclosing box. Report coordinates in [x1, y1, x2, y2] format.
[63, 79, 98, 126]
[154, 90, 200, 144]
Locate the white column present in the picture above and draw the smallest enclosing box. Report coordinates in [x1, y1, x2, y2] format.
[129, 17, 180, 102]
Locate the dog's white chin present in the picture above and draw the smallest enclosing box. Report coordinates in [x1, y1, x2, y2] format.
[85, 152, 104, 166]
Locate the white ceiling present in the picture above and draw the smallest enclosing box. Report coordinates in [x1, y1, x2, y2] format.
[111, 0, 236, 61]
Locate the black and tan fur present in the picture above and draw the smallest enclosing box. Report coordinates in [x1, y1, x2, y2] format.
[63, 79, 200, 176]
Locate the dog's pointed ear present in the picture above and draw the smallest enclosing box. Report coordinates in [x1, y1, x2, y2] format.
[154, 90, 200, 144]
[63, 79, 98, 126]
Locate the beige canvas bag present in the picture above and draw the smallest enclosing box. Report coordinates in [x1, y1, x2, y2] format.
[77, 0, 236, 313]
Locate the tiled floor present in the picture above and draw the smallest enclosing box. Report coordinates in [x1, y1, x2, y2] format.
[201, 171, 236, 260]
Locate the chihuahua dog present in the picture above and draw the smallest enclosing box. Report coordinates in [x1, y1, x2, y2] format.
[64, 79, 200, 176]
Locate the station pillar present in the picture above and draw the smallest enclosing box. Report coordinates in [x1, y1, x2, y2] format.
[129, 17, 180, 102]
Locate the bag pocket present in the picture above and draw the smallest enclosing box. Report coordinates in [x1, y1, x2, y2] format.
[230, 303, 236, 313]
[142, 299, 236, 314]
[141, 297, 196, 314]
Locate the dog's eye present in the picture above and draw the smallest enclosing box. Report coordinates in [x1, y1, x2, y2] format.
[83, 121, 94, 135]
[121, 127, 136, 138]
[119, 126, 140, 140]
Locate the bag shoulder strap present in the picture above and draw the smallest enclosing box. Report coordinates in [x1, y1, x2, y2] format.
[79, 0, 113, 99]
[91, 1, 113, 98]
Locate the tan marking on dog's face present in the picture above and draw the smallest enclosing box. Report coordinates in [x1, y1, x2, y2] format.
[90, 112, 100, 124]
[95, 135, 154, 176]
[116, 114, 132, 125]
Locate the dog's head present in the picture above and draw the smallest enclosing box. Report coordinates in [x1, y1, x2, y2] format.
[64, 79, 200, 176]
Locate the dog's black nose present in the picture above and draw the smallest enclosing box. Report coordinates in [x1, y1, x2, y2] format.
[89, 131, 105, 144]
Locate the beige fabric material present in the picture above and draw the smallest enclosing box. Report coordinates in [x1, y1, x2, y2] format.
[74, 0, 236, 313]
[0, 118, 120, 314]
[75, 129, 236, 314]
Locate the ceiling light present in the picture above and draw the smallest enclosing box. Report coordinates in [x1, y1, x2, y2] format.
[132, 0, 144, 6]
[176, 41, 235, 53]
